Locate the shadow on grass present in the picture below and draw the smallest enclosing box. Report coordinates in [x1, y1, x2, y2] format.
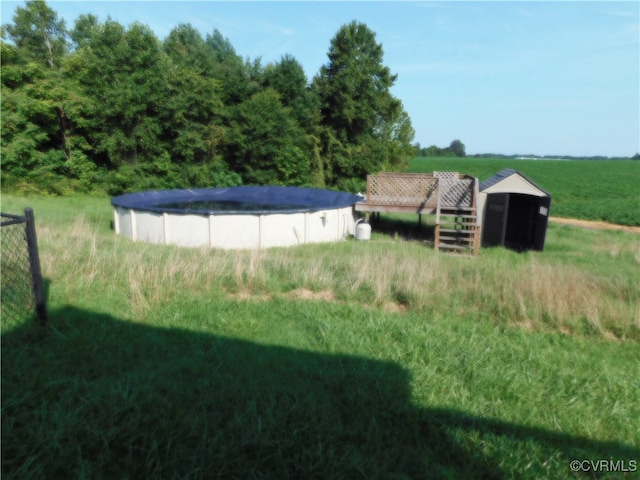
[369, 214, 436, 244]
[2, 306, 637, 479]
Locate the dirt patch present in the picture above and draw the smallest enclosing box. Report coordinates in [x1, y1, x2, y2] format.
[602, 330, 622, 342]
[380, 302, 408, 314]
[559, 326, 572, 336]
[227, 288, 336, 303]
[227, 291, 271, 302]
[285, 288, 335, 302]
[512, 319, 537, 332]
[549, 217, 640, 234]
[226, 288, 409, 314]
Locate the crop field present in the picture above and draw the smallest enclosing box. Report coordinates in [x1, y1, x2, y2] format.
[1, 192, 639, 479]
[409, 157, 640, 226]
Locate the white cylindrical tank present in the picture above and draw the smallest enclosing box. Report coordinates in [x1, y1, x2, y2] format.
[355, 219, 371, 241]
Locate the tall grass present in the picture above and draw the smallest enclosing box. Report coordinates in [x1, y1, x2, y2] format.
[3, 193, 637, 338]
[26, 209, 639, 339]
[2, 194, 639, 479]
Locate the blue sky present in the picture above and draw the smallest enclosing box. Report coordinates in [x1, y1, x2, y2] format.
[2, 1, 639, 157]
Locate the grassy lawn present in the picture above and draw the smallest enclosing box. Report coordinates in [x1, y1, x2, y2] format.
[2, 193, 639, 479]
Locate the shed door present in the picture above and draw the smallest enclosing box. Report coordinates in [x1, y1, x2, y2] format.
[504, 193, 539, 251]
[482, 193, 509, 247]
[532, 196, 551, 251]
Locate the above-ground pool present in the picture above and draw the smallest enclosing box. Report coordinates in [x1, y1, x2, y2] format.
[112, 186, 363, 249]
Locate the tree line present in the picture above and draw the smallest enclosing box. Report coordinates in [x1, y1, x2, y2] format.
[413, 139, 466, 158]
[1, 1, 415, 195]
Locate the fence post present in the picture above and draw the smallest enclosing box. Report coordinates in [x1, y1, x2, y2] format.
[24, 207, 47, 325]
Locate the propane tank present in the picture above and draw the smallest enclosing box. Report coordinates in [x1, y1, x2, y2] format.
[354, 218, 371, 241]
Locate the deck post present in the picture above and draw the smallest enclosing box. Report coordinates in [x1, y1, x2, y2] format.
[434, 178, 442, 251]
[473, 177, 481, 254]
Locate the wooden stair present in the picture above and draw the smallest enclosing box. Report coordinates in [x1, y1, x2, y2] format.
[433, 173, 481, 256]
[355, 171, 482, 256]
[435, 207, 479, 255]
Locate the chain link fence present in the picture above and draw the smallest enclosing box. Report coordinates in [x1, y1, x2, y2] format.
[1, 208, 47, 331]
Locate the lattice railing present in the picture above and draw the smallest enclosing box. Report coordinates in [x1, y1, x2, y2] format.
[434, 172, 474, 207]
[368, 173, 438, 206]
[358, 171, 476, 215]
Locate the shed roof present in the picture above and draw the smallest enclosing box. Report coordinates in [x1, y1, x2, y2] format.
[479, 168, 551, 197]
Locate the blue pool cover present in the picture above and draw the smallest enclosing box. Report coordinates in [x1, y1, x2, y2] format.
[112, 186, 364, 215]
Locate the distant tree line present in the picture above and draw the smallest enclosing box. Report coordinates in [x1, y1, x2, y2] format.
[1, 1, 415, 195]
[413, 144, 638, 160]
[470, 153, 640, 160]
[413, 139, 465, 158]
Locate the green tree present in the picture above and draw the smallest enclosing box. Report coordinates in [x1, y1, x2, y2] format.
[314, 21, 414, 186]
[227, 88, 311, 186]
[69, 13, 99, 49]
[0, 43, 57, 179]
[262, 55, 319, 128]
[67, 20, 170, 169]
[206, 29, 259, 106]
[164, 24, 216, 74]
[2, 3, 420, 195]
[163, 24, 226, 168]
[2, 5, 96, 192]
[3, 0, 67, 68]
[262, 54, 323, 185]
[425, 145, 443, 157]
[449, 139, 466, 157]
[370, 99, 415, 176]
[262, 55, 307, 107]
[412, 142, 422, 157]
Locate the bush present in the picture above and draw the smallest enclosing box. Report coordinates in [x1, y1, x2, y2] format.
[210, 169, 243, 188]
[335, 176, 366, 195]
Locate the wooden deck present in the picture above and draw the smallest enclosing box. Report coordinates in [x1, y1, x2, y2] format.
[356, 172, 481, 255]
[355, 173, 438, 214]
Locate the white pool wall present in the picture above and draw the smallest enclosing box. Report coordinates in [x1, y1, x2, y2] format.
[114, 205, 358, 249]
